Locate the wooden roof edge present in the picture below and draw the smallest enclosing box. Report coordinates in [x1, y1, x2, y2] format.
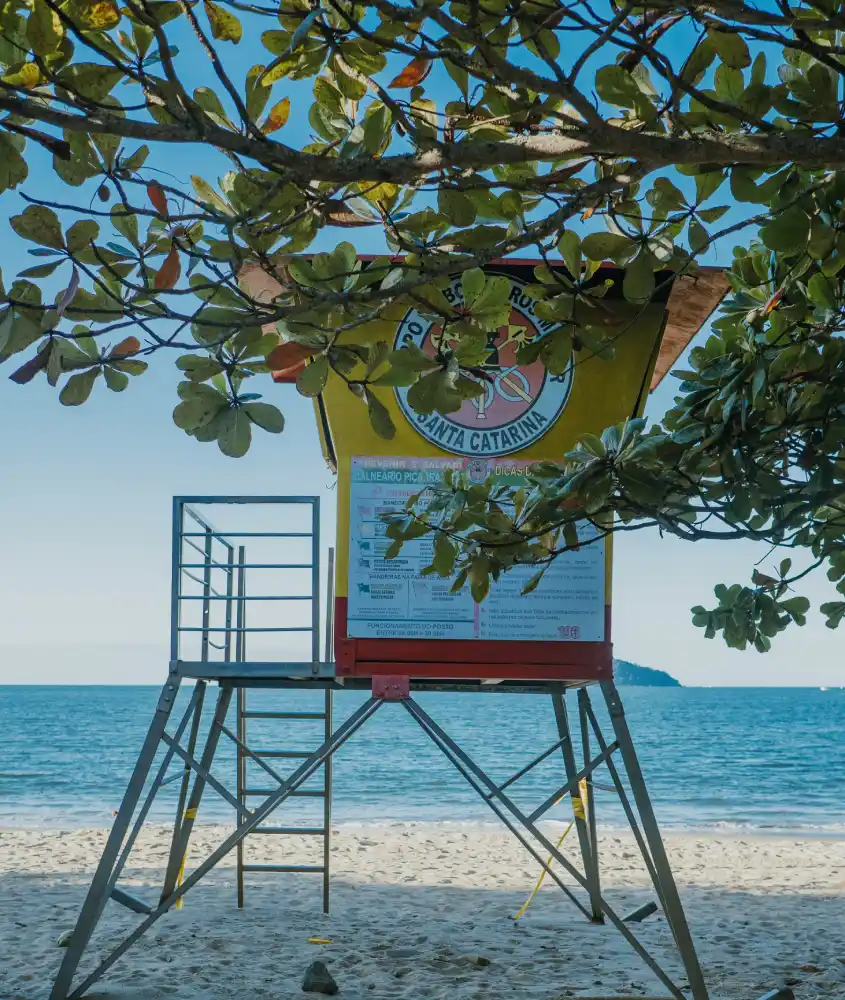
[651, 266, 730, 392]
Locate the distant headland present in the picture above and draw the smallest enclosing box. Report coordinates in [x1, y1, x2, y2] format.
[613, 659, 681, 687]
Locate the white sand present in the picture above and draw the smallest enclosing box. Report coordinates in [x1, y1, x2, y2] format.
[2, 824, 845, 1000]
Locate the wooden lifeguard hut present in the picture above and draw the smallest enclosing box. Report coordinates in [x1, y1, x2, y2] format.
[51, 260, 734, 1000]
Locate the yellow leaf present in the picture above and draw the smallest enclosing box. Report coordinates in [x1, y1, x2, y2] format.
[203, 0, 242, 43]
[2, 63, 43, 89]
[261, 97, 290, 134]
[78, 1, 122, 30]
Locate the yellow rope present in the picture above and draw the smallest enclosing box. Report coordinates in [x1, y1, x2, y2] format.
[513, 819, 574, 920]
[512, 779, 589, 921]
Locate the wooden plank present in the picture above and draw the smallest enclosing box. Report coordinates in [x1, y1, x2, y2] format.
[652, 267, 730, 390]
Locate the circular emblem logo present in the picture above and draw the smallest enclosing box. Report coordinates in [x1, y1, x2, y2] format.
[394, 273, 574, 457]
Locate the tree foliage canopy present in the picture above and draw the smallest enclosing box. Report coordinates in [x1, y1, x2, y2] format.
[3, 0, 845, 649]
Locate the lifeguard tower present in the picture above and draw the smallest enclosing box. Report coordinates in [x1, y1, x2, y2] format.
[51, 261, 735, 1000]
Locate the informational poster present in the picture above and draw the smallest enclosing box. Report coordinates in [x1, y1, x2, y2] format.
[347, 456, 605, 642]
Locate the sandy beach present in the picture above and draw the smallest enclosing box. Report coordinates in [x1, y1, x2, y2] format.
[1, 824, 844, 1000]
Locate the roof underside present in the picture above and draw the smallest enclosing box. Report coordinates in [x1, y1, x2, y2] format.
[651, 267, 730, 391]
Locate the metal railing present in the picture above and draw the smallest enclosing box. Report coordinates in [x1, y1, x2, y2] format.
[169, 496, 321, 667]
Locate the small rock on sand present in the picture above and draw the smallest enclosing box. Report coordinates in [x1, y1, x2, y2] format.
[303, 960, 339, 995]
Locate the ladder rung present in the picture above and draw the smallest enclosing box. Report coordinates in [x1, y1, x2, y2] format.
[250, 827, 326, 836]
[252, 750, 317, 758]
[241, 864, 325, 873]
[242, 711, 327, 720]
[243, 788, 325, 797]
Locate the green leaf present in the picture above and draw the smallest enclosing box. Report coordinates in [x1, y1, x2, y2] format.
[245, 64, 272, 119]
[218, 408, 252, 456]
[111, 359, 148, 376]
[59, 368, 100, 406]
[0, 134, 28, 193]
[190, 176, 233, 216]
[695, 170, 725, 203]
[57, 64, 122, 101]
[471, 275, 511, 315]
[807, 273, 837, 309]
[581, 232, 632, 261]
[708, 29, 750, 69]
[682, 37, 717, 85]
[432, 531, 457, 577]
[521, 568, 546, 595]
[365, 388, 396, 439]
[595, 65, 641, 108]
[406, 370, 440, 414]
[111, 206, 140, 248]
[623, 254, 655, 302]
[176, 354, 224, 382]
[450, 225, 507, 250]
[243, 401, 285, 433]
[203, 0, 242, 42]
[714, 64, 744, 103]
[558, 231, 581, 277]
[759, 207, 811, 254]
[11, 206, 65, 249]
[194, 87, 236, 129]
[54, 132, 101, 187]
[469, 556, 490, 603]
[122, 145, 150, 173]
[19, 261, 63, 278]
[461, 268, 485, 307]
[779, 595, 810, 622]
[539, 330, 573, 375]
[103, 366, 129, 392]
[296, 355, 329, 396]
[438, 188, 476, 228]
[0, 309, 13, 354]
[688, 219, 709, 254]
[66, 220, 100, 255]
[27, 3, 63, 56]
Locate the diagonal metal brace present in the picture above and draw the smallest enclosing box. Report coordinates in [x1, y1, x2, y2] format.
[161, 732, 251, 820]
[527, 741, 619, 824]
[218, 722, 288, 788]
[486, 734, 571, 799]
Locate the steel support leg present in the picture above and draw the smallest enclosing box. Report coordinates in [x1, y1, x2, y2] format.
[60, 696, 383, 1000]
[50, 675, 182, 1000]
[551, 690, 603, 921]
[577, 688, 602, 912]
[601, 680, 709, 1000]
[170, 680, 206, 863]
[161, 684, 234, 902]
[404, 697, 692, 1000]
[580, 689, 667, 910]
[108, 683, 205, 896]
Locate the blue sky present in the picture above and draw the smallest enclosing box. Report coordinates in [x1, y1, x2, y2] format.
[1, 23, 842, 686]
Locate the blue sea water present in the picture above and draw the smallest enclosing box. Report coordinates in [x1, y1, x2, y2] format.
[1, 685, 844, 834]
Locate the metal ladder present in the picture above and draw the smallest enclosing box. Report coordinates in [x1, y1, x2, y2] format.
[235, 548, 335, 912]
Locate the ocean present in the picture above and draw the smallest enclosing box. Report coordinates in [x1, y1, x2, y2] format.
[1, 685, 844, 834]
